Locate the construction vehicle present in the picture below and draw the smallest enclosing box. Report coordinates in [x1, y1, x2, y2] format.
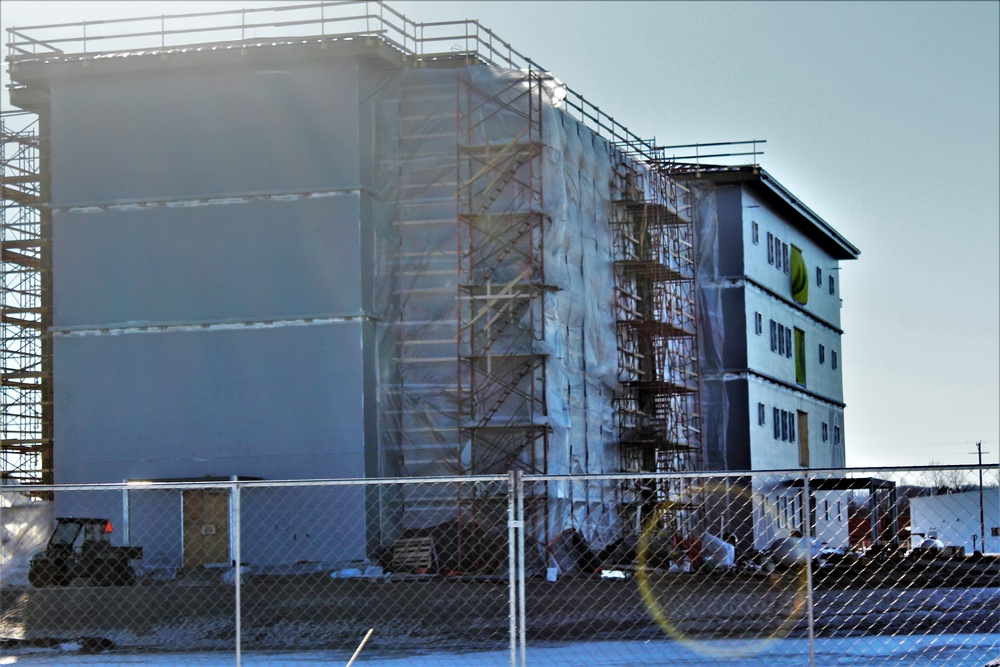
[28, 518, 141, 587]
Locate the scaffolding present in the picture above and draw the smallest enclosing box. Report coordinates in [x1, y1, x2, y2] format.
[384, 65, 468, 533]
[456, 67, 550, 536]
[611, 149, 702, 534]
[0, 110, 50, 485]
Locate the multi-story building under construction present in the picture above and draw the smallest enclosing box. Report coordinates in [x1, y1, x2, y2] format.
[1, 2, 857, 567]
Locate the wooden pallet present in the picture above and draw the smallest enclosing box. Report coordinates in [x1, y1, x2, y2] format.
[391, 537, 436, 573]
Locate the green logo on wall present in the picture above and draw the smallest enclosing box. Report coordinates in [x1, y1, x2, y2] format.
[791, 246, 808, 305]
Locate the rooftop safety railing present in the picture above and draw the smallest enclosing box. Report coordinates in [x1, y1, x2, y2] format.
[5, 0, 702, 166]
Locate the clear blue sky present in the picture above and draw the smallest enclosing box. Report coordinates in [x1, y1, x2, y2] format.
[2, 1, 997, 468]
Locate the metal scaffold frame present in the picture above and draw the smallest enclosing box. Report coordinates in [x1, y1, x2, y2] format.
[456, 67, 550, 539]
[0, 110, 50, 485]
[610, 149, 703, 535]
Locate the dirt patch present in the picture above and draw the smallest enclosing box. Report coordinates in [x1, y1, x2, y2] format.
[1, 567, 997, 653]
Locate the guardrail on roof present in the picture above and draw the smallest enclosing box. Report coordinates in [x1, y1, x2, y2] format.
[5, 1, 672, 163]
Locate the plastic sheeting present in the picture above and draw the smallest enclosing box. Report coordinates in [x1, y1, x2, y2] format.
[701, 532, 736, 567]
[532, 69, 621, 549]
[0, 494, 54, 587]
[693, 185, 729, 471]
[372, 65, 623, 548]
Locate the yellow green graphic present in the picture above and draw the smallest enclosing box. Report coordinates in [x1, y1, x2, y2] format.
[790, 246, 808, 304]
[795, 328, 806, 384]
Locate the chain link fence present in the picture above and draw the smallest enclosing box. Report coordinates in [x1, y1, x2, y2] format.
[1, 466, 997, 665]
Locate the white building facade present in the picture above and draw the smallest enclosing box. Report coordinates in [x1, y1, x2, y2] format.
[694, 167, 860, 549]
[910, 489, 1000, 555]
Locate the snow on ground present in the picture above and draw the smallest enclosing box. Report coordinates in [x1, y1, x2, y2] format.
[0, 634, 997, 667]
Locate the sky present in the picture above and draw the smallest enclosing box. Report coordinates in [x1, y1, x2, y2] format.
[1, 1, 997, 469]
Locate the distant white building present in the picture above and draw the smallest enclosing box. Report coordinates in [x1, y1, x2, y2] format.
[753, 482, 850, 551]
[910, 489, 1000, 554]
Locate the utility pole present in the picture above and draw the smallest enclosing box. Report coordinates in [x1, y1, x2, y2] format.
[970, 441, 988, 553]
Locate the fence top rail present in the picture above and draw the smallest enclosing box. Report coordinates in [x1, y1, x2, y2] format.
[0, 473, 511, 494]
[3, 0, 752, 170]
[525, 464, 999, 483]
[0, 465, 994, 495]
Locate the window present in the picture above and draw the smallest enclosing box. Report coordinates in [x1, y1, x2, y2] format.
[834, 425, 841, 445]
[777, 325, 786, 355]
[824, 500, 829, 521]
[829, 275, 835, 295]
[796, 411, 807, 466]
[782, 243, 790, 275]
[819, 344, 826, 365]
[822, 422, 829, 442]
[785, 327, 792, 359]
[794, 328, 805, 383]
[755, 312, 763, 335]
[816, 267, 823, 287]
[780, 410, 788, 441]
[767, 232, 774, 264]
[775, 236, 782, 270]
[758, 403, 766, 426]
[773, 408, 781, 439]
[788, 413, 796, 443]
[770, 320, 777, 351]
[752, 221, 759, 245]
[832, 350, 838, 370]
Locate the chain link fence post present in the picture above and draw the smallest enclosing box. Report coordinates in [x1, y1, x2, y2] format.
[508, 469, 527, 667]
[231, 478, 241, 667]
[516, 470, 526, 667]
[121, 482, 130, 547]
[507, 470, 517, 667]
[803, 471, 815, 667]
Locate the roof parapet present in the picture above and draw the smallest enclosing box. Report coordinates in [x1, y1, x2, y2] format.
[687, 165, 860, 260]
